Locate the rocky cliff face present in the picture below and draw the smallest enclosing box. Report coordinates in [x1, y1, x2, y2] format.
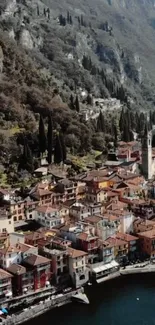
[0, 0, 155, 107]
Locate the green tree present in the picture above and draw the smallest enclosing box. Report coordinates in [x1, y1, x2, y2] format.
[60, 133, 67, 162]
[39, 115, 46, 156]
[54, 134, 63, 164]
[47, 113, 53, 164]
[97, 111, 105, 132]
[75, 95, 80, 112]
[69, 94, 75, 110]
[119, 107, 125, 133]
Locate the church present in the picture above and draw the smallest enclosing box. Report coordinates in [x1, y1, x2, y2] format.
[142, 123, 155, 180]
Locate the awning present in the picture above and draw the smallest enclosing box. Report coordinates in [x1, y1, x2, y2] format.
[96, 278, 106, 284]
[92, 261, 119, 274]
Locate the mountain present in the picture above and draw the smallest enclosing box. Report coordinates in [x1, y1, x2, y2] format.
[0, 0, 155, 179]
[1, 0, 155, 103]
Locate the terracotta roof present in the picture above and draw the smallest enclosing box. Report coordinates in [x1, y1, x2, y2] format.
[16, 243, 35, 253]
[25, 232, 44, 242]
[106, 237, 127, 247]
[24, 254, 50, 266]
[138, 228, 155, 239]
[0, 246, 21, 255]
[7, 264, 26, 275]
[0, 268, 12, 279]
[77, 232, 98, 241]
[36, 205, 58, 214]
[84, 216, 103, 224]
[67, 247, 87, 258]
[116, 232, 138, 242]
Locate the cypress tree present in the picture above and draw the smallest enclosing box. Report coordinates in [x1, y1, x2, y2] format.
[149, 111, 152, 130]
[22, 138, 34, 172]
[54, 134, 63, 164]
[152, 111, 155, 125]
[119, 107, 125, 132]
[70, 94, 75, 110]
[122, 117, 130, 142]
[37, 4, 40, 16]
[26, 142, 34, 172]
[67, 11, 70, 23]
[39, 115, 46, 156]
[47, 113, 53, 164]
[60, 133, 67, 162]
[97, 111, 105, 132]
[69, 15, 73, 25]
[75, 95, 80, 112]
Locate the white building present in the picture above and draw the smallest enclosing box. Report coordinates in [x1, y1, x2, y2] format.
[120, 212, 135, 234]
[0, 246, 22, 269]
[0, 208, 14, 233]
[70, 203, 91, 221]
[67, 247, 89, 288]
[0, 243, 38, 269]
[36, 205, 62, 229]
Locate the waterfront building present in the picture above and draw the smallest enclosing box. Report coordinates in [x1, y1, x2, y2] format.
[106, 237, 128, 263]
[77, 232, 99, 264]
[43, 247, 69, 285]
[7, 264, 30, 296]
[67, 247, 89, 288]
[99, 241, 115, 264]
[115, 233, 138, 259]
[0, 268, 12, 299]
[89, 260, 119, 284]
[23, 254, 51, 290]
[137, 228, 155, 258]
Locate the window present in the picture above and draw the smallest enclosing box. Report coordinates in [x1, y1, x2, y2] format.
[9, 221, 11, 224]
[9, 254, 11, 258]
[2, 228, 6, 232]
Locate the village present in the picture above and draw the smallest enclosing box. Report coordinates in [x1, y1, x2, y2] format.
[0, 123, 155, 309]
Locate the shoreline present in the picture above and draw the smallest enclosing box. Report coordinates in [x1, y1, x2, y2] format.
[1, 263, 155, 325]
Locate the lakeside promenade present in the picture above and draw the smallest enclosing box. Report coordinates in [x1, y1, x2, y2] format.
[94, 261, 155, 283]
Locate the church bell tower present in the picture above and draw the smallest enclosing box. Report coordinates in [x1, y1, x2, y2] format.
[142, 122, 152, 180]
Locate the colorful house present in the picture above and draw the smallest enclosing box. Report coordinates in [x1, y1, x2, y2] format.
[23, 254, 51, 290]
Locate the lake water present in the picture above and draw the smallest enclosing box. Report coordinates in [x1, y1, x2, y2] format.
[25, 274, 155, 325]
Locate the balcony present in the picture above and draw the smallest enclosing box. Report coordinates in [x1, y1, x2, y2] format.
[0, 281, 10, 288]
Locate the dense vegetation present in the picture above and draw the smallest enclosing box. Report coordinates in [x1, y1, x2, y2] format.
[0, 0, 155, 184]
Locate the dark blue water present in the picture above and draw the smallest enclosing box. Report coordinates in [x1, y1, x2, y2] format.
[26, 275, 155, 325]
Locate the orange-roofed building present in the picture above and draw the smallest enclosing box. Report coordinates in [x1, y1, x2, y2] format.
[77, 232, 99, 264]
[67, 247, 89, 288]
[106, 237, 128, 262]
[137, 229, 155, 258]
